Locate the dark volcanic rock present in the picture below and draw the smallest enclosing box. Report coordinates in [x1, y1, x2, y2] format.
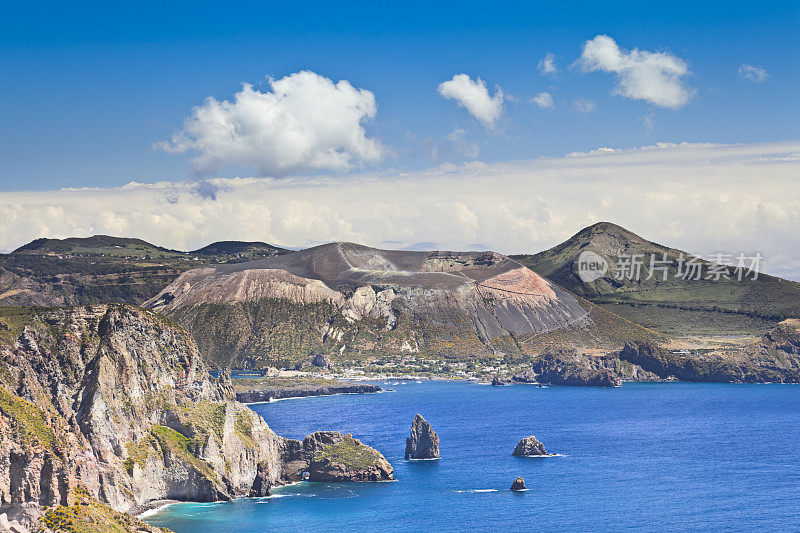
[513, 349, 621, 387]
[510, 477, 526, 491]
[513, 436, 547, 456]
[249, 462, 271, 497]
[311, 353, 332, 369]
[235, 381, 381, 403]
[405, 414, 440, 459]
[491, 376, 506, 386]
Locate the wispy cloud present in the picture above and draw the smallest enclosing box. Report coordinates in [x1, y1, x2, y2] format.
[3, 142, 800, 279]
[532, 92, 555, 109]
[738, 63, 768, 83]
[438, 74, 504, 128]
[573, 97, 596, 114]
[576, 35, 694, 109]
[157, 70, 385, 177]
[537, 53, 558, 75]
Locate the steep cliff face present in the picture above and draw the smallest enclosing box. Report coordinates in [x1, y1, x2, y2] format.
[619, 320, 800, 383]
[146, 243, 589, 368]
[0, 305, 391, 529]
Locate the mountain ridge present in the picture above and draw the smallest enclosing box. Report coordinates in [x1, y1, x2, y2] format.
[512, 221, 800, 335]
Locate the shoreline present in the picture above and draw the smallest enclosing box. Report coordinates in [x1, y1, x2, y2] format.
[133, 499, 180, 519]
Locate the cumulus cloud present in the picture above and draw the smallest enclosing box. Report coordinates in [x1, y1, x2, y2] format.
[739, 63, 768, 83]
[158, 70, 385, 177]
[3, 142, 800, 278]
[532, 92, 555, 109]
[438, 74, 504, 128]
[538, 53, 558, 75]
[577, 35, 693, 109]
[573, 97, 596, 114]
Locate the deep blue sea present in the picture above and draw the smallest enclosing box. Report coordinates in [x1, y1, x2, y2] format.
[144, 382, 800, 532]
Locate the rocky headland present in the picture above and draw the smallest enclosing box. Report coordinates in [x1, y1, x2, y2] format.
[513, 349, 622, 387]
[619, 321, 800, 383]
[233, 377, 381, 403]
[404, 414, 440, 460]
[0, 304, 392, 531]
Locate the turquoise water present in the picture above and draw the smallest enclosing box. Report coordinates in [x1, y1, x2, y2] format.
[145, 382, 800, 531]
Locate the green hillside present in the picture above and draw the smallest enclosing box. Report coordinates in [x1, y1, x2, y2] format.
[512, 222, 800, 335]
[0, 235, 289, 306]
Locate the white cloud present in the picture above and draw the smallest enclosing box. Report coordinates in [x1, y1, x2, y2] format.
[538, 53, 558, 75]
[438, 74, 504, 128]
[2, 142, 800, 279]
[573, 97, 596, 114]
[158, 70, 385, 177]
[577, 35, 693, 109]
[532, 92, 555, 109]
[738, 63, 768, 83]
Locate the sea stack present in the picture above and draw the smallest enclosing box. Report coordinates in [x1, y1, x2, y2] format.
[510, 477, 526, 491]
[513, 436, 548, 456]
[405, 414, 440, 459]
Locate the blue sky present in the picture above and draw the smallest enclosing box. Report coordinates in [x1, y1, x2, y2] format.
[1, 1, 799, 278]
[1, 1, 797, 189]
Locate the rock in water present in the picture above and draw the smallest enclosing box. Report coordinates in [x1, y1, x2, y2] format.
[510, 477, 526, 491]
[513, 436, 548, 456]
[405, 414, 440, 459]
[282, 431, 394, 482]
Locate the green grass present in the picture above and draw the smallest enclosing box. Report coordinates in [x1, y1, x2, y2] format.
[234, 411, 256, 448]
[0, 385, 60, 456]
[0, 306, 37, 346]
[169, 401, 227, 445]
[123, 438, 154, 476]
[39, 487, 170, 532]
[314, 435, 382, 470]
[150, 425, 217, 483]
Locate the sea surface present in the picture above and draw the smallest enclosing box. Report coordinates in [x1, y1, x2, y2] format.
[144, 381, 800, 532]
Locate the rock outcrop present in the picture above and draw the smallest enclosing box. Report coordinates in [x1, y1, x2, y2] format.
[513, 436, 548, 456]
[0, 304, 392, 530]
[510, 477, 526, 491]
[311, 353, 332, 369]
[620, 323, 800, 383]
[234, 380, 381, 403]
[513, 349, 622, 387]
[282, 432, 393, 482]
[404, 414, 440, 459]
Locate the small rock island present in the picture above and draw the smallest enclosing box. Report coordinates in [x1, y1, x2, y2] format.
[405, 414, 440, 459]
[510, 477, 526, 491]
[513, 436, 548, 456]
[284, 431, 394, 482]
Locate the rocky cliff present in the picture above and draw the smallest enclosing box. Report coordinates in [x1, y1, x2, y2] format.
[513, 349, 623, 387]
[0, 304, 392, 530]
[146, 243, 589, 369]
[619, 320, 800, 383]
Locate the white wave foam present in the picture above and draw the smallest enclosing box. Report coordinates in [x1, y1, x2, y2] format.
[137, 503, 175, 518]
